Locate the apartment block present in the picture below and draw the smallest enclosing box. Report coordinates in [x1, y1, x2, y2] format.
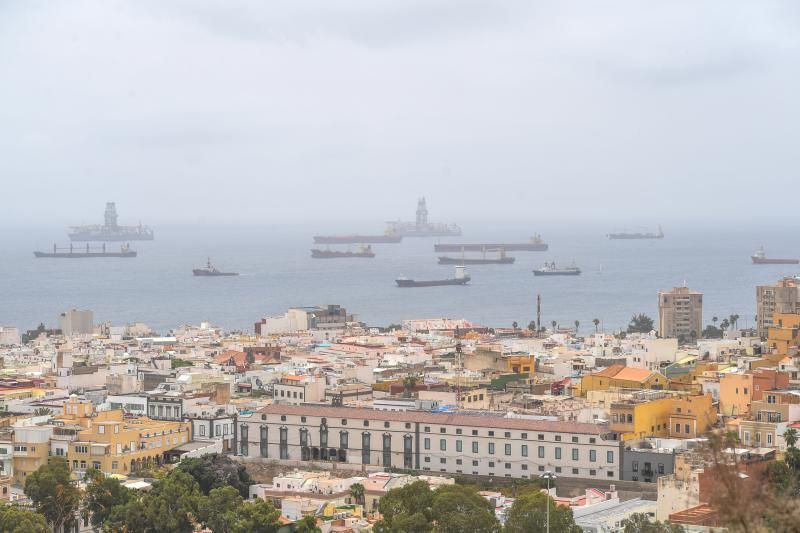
[757, 278, 800, 337]
[658, 287, 703, 340]
[240, 405, 621, 481]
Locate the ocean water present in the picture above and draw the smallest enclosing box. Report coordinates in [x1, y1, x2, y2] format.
[1, 222, 799, 335]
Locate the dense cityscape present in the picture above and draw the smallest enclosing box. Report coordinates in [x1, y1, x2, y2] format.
[0, 271, 799, 531]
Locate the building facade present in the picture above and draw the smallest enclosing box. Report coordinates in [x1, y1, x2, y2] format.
[59, 308, 94, 336]
[756, 278, 800, 338]
[240, 405, 621, 481]
[658, 287, 703, 340]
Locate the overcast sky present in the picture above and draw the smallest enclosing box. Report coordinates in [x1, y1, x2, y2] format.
[1, 1, 799, 227]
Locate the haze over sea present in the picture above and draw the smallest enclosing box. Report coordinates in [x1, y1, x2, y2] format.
[2, 221, 800, 335]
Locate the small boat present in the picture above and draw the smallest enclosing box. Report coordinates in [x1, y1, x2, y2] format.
[751, 246, 799, 265]
[438, 248, 514, 265]
[533, 262, 581, 276]
[193, 258, 238, 276]
[396, 266, 471, 287]
[311, 245, 375, 259]
[34, 243, 136, 258]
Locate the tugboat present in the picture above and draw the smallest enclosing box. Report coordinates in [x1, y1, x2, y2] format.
[533, 262, 581, 276]
[311, 245, 376, 258]
[751, 246, 799, 265]
[34, 243, 137, 258]
[193, 258, 239, 276]
[438, 249, 515, 265]
[396, 266, 471, 287]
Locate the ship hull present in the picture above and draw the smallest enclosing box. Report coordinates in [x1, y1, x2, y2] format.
[396, 276, 470, 287]
[312, 250, 375, 258]
[34, 251, 136, 258]
[396, 229, 462, 238]
[69, 229, 154, 242]
[533, 270, 581, 276]
[607, 234, 663, 240]
[434, 243, 547, 252]
[437, 256, 514, 265]
[313, 235, 401, 244]
[193, 270, 238, 276]
[752, 257, 799, 264]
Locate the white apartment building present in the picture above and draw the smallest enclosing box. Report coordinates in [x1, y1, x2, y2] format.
[272, 376, 325, 405]
[0, 326, 20, 346]
[240, 405, 621, 481]
[59, 308, 94, 336]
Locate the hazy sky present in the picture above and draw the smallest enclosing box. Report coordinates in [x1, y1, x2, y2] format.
[2, 1, 799, 227]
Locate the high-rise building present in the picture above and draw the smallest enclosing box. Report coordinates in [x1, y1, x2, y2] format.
[658, 287, 703, 339]
[59, 308, 94, 336]
[756, 277, 800, 337]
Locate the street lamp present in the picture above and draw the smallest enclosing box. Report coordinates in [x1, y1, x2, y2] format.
[540, 471, 557, 533]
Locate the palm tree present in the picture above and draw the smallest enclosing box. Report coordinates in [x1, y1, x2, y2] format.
[349, 483, 365, 506]
[33, 407, 53, 417]
[574, 320, 580, 334]
[721, 319, 730, 331]
[592, 318, 600, 333]
[402, 375, 418, 398]
[784, 428, 798, 449]
[712, 316, 718, 327]
[512, 321, 519, 330]
[551, 320, 557, 332]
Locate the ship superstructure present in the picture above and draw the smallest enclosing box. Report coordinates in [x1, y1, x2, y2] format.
[386, 198, 461, 237]
[68, 202, 154, 241]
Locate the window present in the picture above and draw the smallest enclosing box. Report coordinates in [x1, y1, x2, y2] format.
[607, 451, 614, 463]
[112, 461, 118, 470]
[488, 443, 495, 454]
[488, 431, 495, 437]
[473, 460, 479, 466]
[572, 468, 579, 474]
[658, 463, 665, 474]
[608, 471, 615, 477]
[440, 428, 446, 433]
[383, 434, 392, 467]
[505, 463, 511, 469]
[590, 450, 596, 462]
[280, 427, 289, 460]
[363, 421, 369, 427]
[538, 434, 544, 440]
[280, 415, 286, 421]
[555, 467, 562, 473]
[240, 424, 249, 455]
[404, 435, 413, 469]
[767, 433, 773, 445]
[504, 432, 511, 438]
[555, 447, 561, 460]
[571, 436, 578, 443]
[489, 461, 495, 467]
[385, 422, 390, 428]
[456, 440, 463, 452]
[684, 424, 690, 434]
[472, 441, 479, 453]
[472, 430, 478, 436]
[98, 425, 105, 434]
[555, 435, 561, 442]
[342, 419, 348, 425]
[505, 444, 511, 456]
[299, 428, 308, 447]
[590, 469, 596, 476]
[424, 426, 430, 432]
[675, 424, 680, 433]
[522, 433, 527, 439]
[633, 461, 639, 472]
[200, 426, 206, 437]
[75, 445, 88, 454]
[440, 439, 446, 451]
[260, 426, 268, 458]
[521, 445, 528, 457]
[80, 461, 86, 469]
[301, 416, 307, 422]
[340, 430, 349, 449]
[405, 423, 412, 429]
[362, 432, 371, 465]
[424, 438, 430, 450]
[572, 449, 579, 461]
[537, 446, 544, 458]
[589, 438, 596, 443]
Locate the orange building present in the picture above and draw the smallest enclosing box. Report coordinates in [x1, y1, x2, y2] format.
[767, 313, 800, 359]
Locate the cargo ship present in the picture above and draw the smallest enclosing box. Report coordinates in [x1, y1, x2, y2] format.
[193, 258, 238, 276]
[313, 233, 401, 244]
[607, 225, 663, 240]
[396, 266, 470, 287]
[533, 262, 581, 276]
[311, 246, 375, 259]
[34, 243, 136, 258]
[434, 234, 547, 252]
[751, 247, 799, 265]
[438, 249, 514, 265]
[386, 198, 461, 237]
[69, 202, 154, 241]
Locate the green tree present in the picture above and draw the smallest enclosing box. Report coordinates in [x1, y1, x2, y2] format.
[0, 504, 49, 533]
[720, 318, 730, 331]
[574, 320, 580, 334]
[702, 325, 722, 339]
[551, 320, 557, 331]
[592, 318, 600, 332]
[176, 453, 253, 497]
[171, 359, 193, 369]
[621, 513, 686, 532]
[105, 469, 204, 533]
[430, 484, 499, 533]
[374, 480, 433, 532]
[349, 482, 365, 506]
[200, 486, 243, 533]
[32, 407, 53, 417]
[403, 376, 418, 398]
[294, 515, 321, 533]
[627, 314, 655, 334]
[504, 490, 581, 533]
[24, 458, 81, 533]
[84, 469, 132, 529]
[512, 321, 519, 330]
[527, 321, 537, 332]
[230, 498, 282, 533]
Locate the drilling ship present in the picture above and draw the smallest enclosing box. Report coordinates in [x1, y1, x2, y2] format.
[386, 198, 461, 237]
[68, 202, 154, 241]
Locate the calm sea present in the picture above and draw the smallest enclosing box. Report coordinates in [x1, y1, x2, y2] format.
[1, 222, 799, 335]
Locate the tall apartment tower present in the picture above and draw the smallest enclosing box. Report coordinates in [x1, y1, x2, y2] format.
[59, 308, 94, 336]
[756, 277, 800, 337]
[658, 287, 703, 339]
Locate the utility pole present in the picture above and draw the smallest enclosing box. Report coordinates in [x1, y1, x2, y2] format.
[536, 293, 541, 337]
[540, 471, 556, 533]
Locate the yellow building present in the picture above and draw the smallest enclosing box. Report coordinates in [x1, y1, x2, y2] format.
[668, 394, 716, 439]
[581, 365, 669, 396]
[767, 312, 800, 359]
[609, 392, 674, 441]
